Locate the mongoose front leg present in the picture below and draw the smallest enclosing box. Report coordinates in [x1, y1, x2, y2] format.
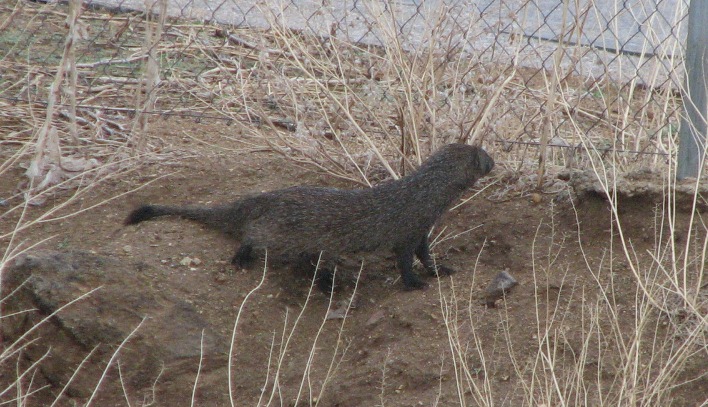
[415, 237, 455, 277]
[396, 248, 427, 290]
[231, 243, 255, 269]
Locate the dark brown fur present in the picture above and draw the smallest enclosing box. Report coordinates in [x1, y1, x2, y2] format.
[125, 143, 494, 290]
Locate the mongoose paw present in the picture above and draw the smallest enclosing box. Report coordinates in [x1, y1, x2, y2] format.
[403, 275, 429, 290]
[230, 254, 254, 269]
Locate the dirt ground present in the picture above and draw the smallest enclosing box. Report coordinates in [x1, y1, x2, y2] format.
[1, 119, 706, 406]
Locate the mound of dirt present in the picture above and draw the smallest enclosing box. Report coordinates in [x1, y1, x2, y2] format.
[560, 168, 708, 210]
[1, 123, 705, 405]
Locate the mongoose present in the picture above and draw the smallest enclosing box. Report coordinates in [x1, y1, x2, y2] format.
[125, 143, 494, 291]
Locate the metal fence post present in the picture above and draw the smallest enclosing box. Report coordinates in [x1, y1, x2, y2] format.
[677, 0, 708, 180]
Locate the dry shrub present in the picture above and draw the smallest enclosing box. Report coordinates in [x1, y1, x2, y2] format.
[0, 1, 702, 405]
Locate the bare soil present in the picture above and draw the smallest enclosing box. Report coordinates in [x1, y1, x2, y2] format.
[1, 118, 705, 406]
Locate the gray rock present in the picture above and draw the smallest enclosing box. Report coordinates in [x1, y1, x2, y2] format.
[483, 269, 518, 307]
[1, 250, 228, 403]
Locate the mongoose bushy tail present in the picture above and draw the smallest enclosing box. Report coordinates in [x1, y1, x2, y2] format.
[126, 143, 494, 290]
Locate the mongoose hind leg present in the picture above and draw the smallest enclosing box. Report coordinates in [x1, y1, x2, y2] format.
[292, 252, 337, 294]
[415, 237, 456, 277]
[315, 269, 335, 294]
[396, 248, 427, 290]
[231, 243, 256, 269]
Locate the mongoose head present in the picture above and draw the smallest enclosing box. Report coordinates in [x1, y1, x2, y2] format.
[428, 143, 494, 187]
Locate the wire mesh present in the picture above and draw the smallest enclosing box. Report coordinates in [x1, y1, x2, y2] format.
[0, 0, 690, 172]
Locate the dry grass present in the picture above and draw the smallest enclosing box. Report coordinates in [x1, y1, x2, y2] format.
[226, 256, 358, 407]
[0, 0, 704, 406]
[438, 185, 707, 405]
[0, 0, 685, 188]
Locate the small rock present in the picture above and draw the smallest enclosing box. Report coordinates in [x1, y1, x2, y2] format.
[123, 245, 132, 253]
[179, 256, 202, 267]
[326, 300, 352, 320]
[365, 309, 385, 326]
[326, 308, 347, 320]
[483, 269, 518, 307]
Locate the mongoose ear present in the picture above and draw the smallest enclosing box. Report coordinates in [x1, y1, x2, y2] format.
[484, 152, 494, 174]
[474, 148, 484, 167]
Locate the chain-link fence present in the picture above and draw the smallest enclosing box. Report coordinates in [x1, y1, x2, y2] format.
[0, 0, 690, 187]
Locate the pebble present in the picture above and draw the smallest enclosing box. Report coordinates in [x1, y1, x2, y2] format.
[179, 256, 202, 267]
